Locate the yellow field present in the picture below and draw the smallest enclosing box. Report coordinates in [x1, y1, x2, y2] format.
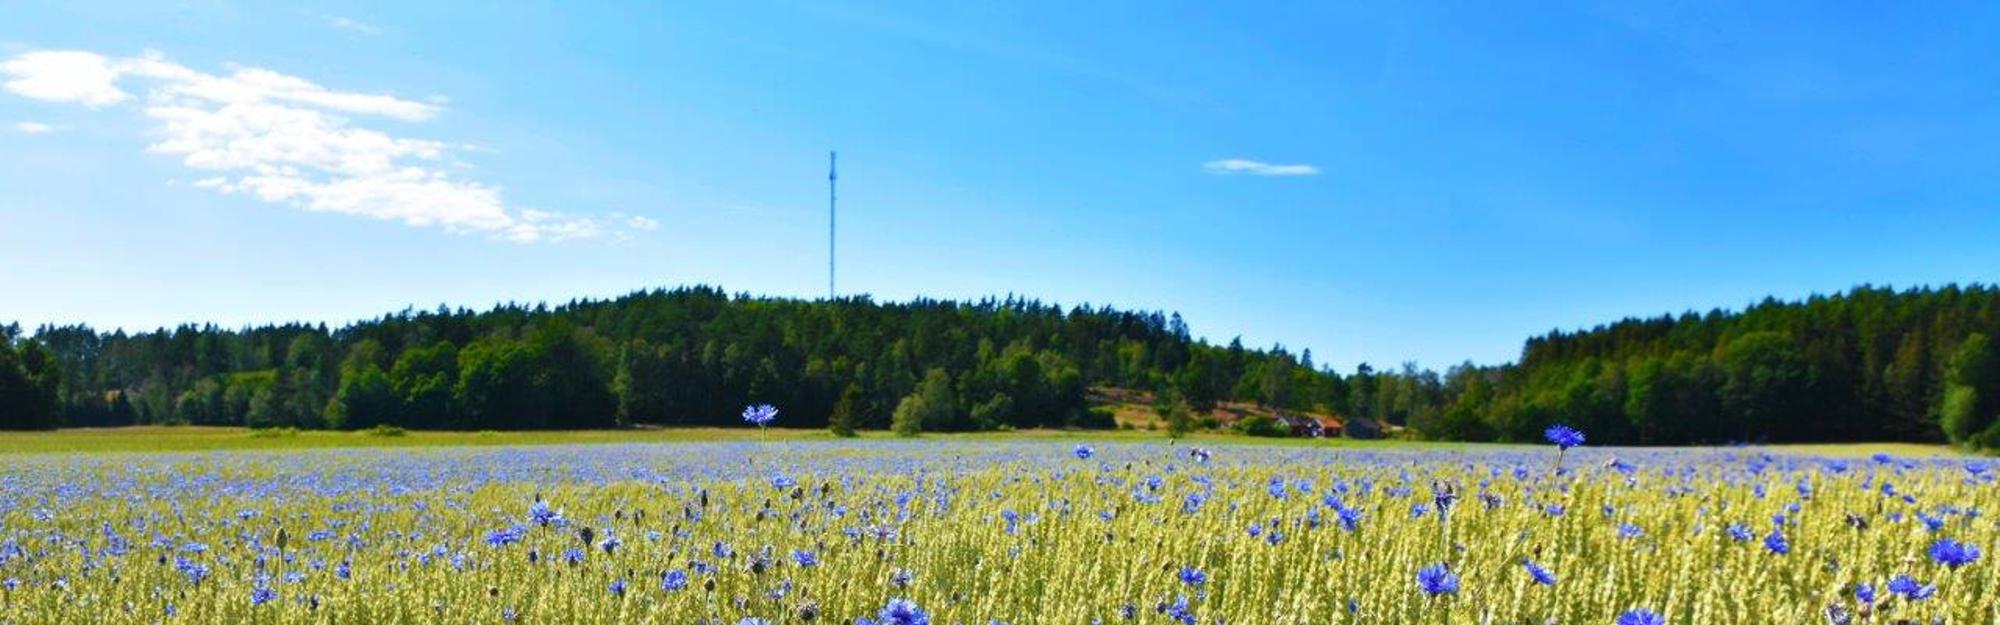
[0, 430, 1989, 623]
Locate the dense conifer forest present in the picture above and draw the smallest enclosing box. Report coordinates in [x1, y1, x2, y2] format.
[3, 284, 1998, 449]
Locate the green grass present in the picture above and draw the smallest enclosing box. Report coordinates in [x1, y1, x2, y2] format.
[0, 425, 1967, 456]
[0, 426, 1460, 455]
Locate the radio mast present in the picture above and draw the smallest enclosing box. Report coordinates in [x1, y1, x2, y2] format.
[828, 151, 837, 300]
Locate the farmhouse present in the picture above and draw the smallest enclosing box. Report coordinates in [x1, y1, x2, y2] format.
[1274, 414, 1342, 438]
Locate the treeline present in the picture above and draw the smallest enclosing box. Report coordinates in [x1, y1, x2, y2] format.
[1, 287, 1355, 432]
[1415, 285, 2000, 448]
[11, 284, 2000, 447]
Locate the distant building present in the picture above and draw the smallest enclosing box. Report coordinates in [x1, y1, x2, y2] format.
[1275, 414, 1341, 438]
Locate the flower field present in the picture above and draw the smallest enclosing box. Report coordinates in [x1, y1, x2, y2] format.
[0, 439, 1992, 624]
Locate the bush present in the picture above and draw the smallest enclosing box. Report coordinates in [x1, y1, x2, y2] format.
[367, 424, 408, 437]
[1234, 415, 1289, 437]
[1158, 400, 1195, 439]
[893, 368, 958, 437]
[829, 383, 864, 438]
[1071, 407, 1117, 430]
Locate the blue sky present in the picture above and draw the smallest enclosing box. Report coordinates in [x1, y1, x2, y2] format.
[4, 2, 1999, 371]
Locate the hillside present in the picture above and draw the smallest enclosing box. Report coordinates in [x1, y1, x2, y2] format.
[1425, 285, 2000, 448]
[0, 286, 1338, 432]
[6, 284, 2000, 450]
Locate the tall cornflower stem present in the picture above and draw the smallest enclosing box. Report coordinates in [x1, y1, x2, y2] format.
[742, 404, 779, 439]
[1543, 424, 1584, 476]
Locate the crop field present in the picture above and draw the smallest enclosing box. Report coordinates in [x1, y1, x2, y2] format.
[0, 438, 1992, 624]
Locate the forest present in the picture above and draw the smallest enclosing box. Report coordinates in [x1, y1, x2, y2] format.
[0, 287, 1338, 434]
[3, 284, 1999, 449]
[1421, 284, 2000, 449]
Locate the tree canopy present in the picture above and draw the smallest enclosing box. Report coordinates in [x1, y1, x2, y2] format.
[8, 284, 2000, 449]
[4, 287, 1324, 432]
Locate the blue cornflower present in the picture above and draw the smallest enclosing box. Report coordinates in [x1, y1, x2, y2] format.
[2, 578, 18, 591]
[608, 579, 627, 596]
[661, 569, 688, 591]
[1181, 492, 1207, 514]
[791, 550, 819, 567]
[1544, 424, 1585, 449]
[528, 500, 562, 526]
[1725, 523, 1753, 542]
[1618, 523, 1644, 539]
[1763, 530, 1789, 555]
[738, 619, 773, 625]
[1416, 563, 1459, 596]
[1162, 596, 1195, 625]
[485, 527, 524, 547]
[889, 568, 914, 587]
[1928, 538, 1981, 568]
[742, 404, 779, 427]
[598, 534, 623, 554]
[877, 598, 931, 625]
[174, 557, 210, 585]
[1616, 609, 1665, 625]
[1853, 582, 1875, 605]
[1336, 505, 1363, 532]
[1523, 560, 1556, 586]
[250, 585, 277, 607]
[1887, 574, 1934, 601]
[1177, 566, 1207, 586]
[1073, 444, 1095, 460]
[562, 548, 585, 566]
[1917, 512, 1945, 532]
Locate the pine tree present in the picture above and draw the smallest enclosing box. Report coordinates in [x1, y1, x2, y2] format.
[829, 382, 864, 437]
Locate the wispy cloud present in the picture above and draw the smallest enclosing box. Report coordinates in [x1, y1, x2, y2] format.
[13, 121, 57, 134]
[325, 15, 383, 36]
[1202, 158, 1321, 177]
[0, 49, 627, 243]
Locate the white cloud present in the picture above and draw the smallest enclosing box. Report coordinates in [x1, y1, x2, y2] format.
[0, 51, 129, 107]
[0, 49, 613, 242]
[326, 16, 383, 36]
[1202, 158, 1321, 177]
[13, 121, 57, 134]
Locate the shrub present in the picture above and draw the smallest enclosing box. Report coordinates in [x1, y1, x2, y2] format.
[1234, 415, 1289, 437]
[1072, 407, 1117, 430]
